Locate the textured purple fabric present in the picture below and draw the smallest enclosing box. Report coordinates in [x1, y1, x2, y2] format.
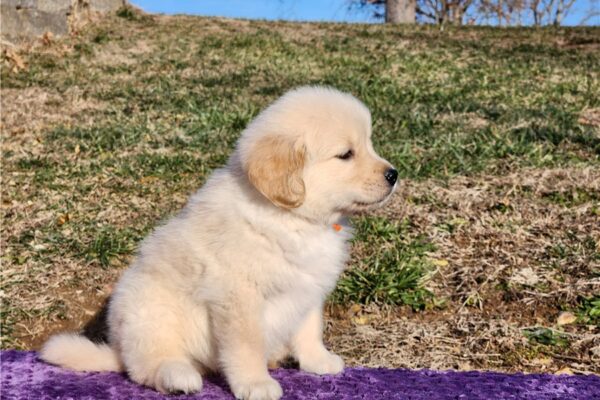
[1, 351, 599, 399]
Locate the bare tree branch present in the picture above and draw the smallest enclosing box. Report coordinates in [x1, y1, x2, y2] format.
[350, 0, 584, 26]
[579, 10, 600, 25]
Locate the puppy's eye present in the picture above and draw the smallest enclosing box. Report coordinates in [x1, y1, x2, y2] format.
[336, 150, 354, 160]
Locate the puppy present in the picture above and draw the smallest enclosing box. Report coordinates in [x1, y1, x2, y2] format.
[41, 86, 398, 400]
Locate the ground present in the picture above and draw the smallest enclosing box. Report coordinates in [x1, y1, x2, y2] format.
[1, 8, 599, 375]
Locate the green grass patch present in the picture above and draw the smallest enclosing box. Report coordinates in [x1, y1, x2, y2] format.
[545, 232, 600, 269]
[332, 216, 435, 309]
[542, 189, 600, 207]
[522, 327, 570, 347]
[116, 5, 154, 23]
[87, 227, 142, 268]
[576, 296, 600, 325]
[3, 19, 598, 181]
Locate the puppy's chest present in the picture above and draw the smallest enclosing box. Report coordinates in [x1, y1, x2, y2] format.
[261, 228, 350, 345]
[277, 228, 350, 284]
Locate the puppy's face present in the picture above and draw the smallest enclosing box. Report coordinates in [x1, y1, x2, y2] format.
[301, 118, 396, 217]
[240, 87, 397, 221]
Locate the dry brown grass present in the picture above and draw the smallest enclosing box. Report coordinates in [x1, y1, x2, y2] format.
[326, 168, 599, 374]
[1, 87, 105, 136]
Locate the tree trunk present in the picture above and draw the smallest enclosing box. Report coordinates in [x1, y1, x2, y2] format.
[554, 0, 564, 25]
[385, 0, 416, 23]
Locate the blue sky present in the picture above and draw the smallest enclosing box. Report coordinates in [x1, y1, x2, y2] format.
[130, 0, 377, 23]
[130, 0, 599, 26]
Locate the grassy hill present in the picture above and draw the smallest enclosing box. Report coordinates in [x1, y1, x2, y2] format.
[2, 8, 599, 373]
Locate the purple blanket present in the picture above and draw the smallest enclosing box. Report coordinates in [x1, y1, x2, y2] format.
[1, 351, 598, 399]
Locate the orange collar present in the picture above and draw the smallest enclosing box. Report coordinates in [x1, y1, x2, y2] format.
[332, 223, 342, 232]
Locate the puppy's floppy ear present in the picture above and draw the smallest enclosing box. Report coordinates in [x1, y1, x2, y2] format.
[243, 135, 306, 209]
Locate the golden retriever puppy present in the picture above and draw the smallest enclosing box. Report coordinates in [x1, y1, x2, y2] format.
[41, 86, 398, 400]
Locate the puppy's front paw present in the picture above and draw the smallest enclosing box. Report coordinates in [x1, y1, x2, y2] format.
[155, 359, 203, 394]
[231, 376, 283, 400]
[300, 351, 344, 375]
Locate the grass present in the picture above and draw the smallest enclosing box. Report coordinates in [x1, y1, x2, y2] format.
[577, 296, 600, 325]
[1, 8, 599, 372]
[332, 216, 435, 309]
[523, 327, 570, 347]
[87, 227, 142, 268]
[4, 18, 599, 181]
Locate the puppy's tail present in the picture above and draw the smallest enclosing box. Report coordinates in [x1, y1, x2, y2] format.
[40, 333, 122, 372]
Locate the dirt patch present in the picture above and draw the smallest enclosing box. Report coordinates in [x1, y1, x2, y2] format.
[1, 87, 106, 154]
[92, 39, 155, 66]
[435, 112, 489, 130]
[1, 251, 120, 350]
[382, 168, 600, 307]
[325, 304, 599, 374]
[579, 108, 600, 128]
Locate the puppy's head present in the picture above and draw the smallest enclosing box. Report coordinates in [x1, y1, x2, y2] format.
[238, 86, 397, 221]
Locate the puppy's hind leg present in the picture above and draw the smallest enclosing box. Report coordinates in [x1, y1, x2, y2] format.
[119, 316, 204, 394]
[112, 285, 204, 394]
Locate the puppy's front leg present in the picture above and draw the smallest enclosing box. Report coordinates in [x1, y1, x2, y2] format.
[292, 306, 344, 375]
[213, 293, 282, 400]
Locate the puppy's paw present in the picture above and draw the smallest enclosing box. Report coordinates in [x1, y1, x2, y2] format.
[300, 351, 344, 375]
[231, 376, 283, 400]
[155, 359, 203, 394]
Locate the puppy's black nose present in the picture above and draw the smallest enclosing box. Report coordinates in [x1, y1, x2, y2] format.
[384, 168, 398, 186]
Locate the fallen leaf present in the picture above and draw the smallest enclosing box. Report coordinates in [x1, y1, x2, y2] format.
[57, 213, 70, 226]
[41, 31, 54, 46]
[140, 176, 159, 184]
[457, 361, 473, 371]
[510, 267, 539, 287]
[352, 315, 370, 325]
[433, 259, 449, 267]
[531, 357, 553, 367]
[4, 48, 26, 72]
[557, 311, 577, 326]
[348, 304, 362, 314]
[449, 217, 467, 226]
[555, 367, 573, 375]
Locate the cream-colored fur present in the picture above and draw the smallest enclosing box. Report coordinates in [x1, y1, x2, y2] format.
[41, 87, 397, 400]
[40, 333, 122, 372]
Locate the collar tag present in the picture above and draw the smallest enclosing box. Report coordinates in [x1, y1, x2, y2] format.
[332, 223, 342, 232]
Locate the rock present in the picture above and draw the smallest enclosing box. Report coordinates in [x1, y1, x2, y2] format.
[509, 267, 540, 287]
[1, 0, 125, 40]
